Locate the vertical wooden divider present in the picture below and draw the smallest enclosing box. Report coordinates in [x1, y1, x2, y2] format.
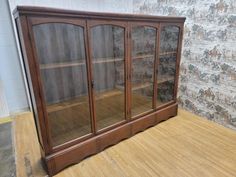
[126, 22, 131, 120]
[152, 23, 160, 109]
[154, 23, 161, 110]
[85, 20, 97, 135]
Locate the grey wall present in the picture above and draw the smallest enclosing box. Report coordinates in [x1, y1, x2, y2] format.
[5, 0, 236, 130]
[0, 0, 28, 115]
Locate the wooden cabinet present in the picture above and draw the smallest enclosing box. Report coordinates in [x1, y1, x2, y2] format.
[14, 6, 185, 176]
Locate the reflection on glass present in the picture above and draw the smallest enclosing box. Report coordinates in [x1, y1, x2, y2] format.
[33, 23, 91, 146]
[91, 25, 125, 130]
[131, 26, 156, 117]
[157, 26, 179, 107]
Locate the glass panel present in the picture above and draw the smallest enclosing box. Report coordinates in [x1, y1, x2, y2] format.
[91, 25, 125, 130]
[33, 23, 91, 147]
[157, 25, 179, 107]
[131, 26, 156, 117]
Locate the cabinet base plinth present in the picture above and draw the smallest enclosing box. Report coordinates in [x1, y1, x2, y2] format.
[45, 103, 178, 176]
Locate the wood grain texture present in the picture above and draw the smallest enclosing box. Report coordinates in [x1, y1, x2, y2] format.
[14, 112, 46, 177]
[14, 109, 236, 177]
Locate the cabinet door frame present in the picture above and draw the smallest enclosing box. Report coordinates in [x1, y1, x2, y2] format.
[87, 20, 129, 134]
[128, 22, 159, 120]
[27, 17, 94, 153]
[156, 23, 183, 110]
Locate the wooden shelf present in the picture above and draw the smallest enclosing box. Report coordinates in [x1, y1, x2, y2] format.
[157, 76, 174, 84]
[95, 89, 123, 100]
[132, 51, 177, 61]
[131, 77, 174, 90]
[40, 61, 85, 69]
[47, 89, 123, 113]
[47, 97, 87, 113]
[93, 57, 124, 64]
[40, 57, 124, 70]
[132, 54, 154, 60]
[159, 51, 177, 56]
[132, 82, 153, 91]
[115, 77, 174, 92]
[115, 83, 152, 91]
[40, 52, 176, 70]
[47, 76, 174, 113]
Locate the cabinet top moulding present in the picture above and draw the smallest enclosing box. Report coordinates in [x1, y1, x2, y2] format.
[13, 6, 186, 23]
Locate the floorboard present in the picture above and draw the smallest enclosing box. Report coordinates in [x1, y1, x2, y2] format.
[14, 109, 236, 177]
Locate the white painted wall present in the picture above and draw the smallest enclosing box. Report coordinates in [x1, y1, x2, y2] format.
[0, 76, 9, 117]
[8, 0, 133, 13]
[0, 0, 29, 116]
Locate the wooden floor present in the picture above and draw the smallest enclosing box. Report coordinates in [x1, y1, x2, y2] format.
[14, 109, 236, 177]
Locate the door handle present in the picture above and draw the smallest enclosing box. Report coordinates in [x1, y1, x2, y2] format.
[91, 80, 94, 88]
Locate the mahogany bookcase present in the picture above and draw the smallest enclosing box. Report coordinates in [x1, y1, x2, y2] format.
[14, 6, 185, 176]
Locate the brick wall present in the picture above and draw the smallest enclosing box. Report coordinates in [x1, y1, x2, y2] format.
[133, 0, 236, 130]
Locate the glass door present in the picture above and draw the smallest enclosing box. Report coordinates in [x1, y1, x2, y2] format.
[130, 24, 158, 118]
[31, 20, 92, 147]
[89, 22, 126, 131]
[156, 25, 180, 107]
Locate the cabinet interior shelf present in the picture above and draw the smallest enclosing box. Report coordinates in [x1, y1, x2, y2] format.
[116, 76, 174, 91]
[47, 89, 123, 113]
[159, 51, 177, 56]
[47, 76, 174, 113]
[40, 57, 124, 70]
[132, 54, 154, 60]
[40, 52, 177, 70]
[40, 61, 85, 69]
